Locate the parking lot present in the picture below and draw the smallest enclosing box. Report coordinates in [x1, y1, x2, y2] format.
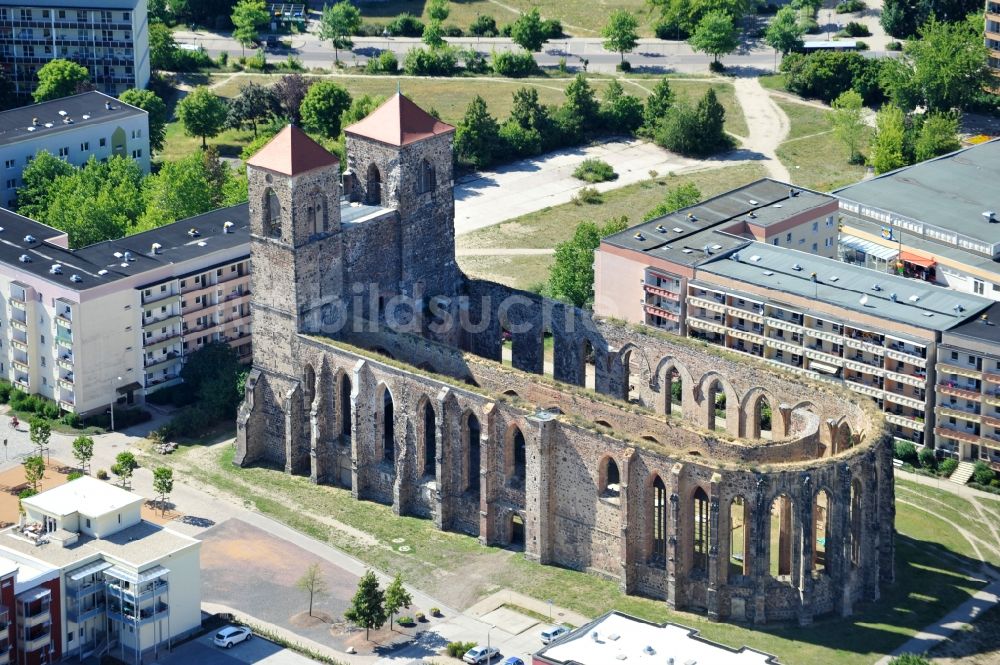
[151, 632, 317, 665]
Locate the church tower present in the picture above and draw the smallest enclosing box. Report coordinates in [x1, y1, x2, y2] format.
[343, 93, 461, 301]
[237, 126, 343, 472]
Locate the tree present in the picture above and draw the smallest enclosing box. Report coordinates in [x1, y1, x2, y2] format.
[225, 81, 276, 138]
[176, 86, 228, 148]
[17, 151, 74, 217]
[153, 467, 174, 515]
[454, 96, 501, 169]
[111, 451, 138, 489]
[903, 16, 993, 112]
[601, 80, 643, 133]
[548, 217, 628, 307]
[344, 570, 387, 640]
[428, 0, 449, 22]
[914, 112, 960, 162]
[887, 656, 932, 665]
[23, 456, 45, 493]
[870, 104, 907, 174]
[383, 572, 412, 629]
[602, 10, 639, 64]
[181, 342, 244, 415]
[342, 94, 386, 127]
[72, 436, 95, 475]
[563, 74, 600, 127]
[642, 79, 674, 133]
[300, 81, 352, 139]
[231, 0, 269, 57]
[973, 460, 996, 485]
[119, 89, 168, 153]
[695, 88, 729, 151]
[149, 22, 179, 70]
[765, 7, 804, 56]
[138, 152, 217, 229]
[28, 416, 51, 461]
[273, 73, 313, 124]
[880, 0, 927, 38]
[34, 59, 91, 102]
[422, 20, 446, 49]
[296, 562, 328, 616]
[319, 1, 362, 63]
[831, 90, 867, 164]
[510, 8, 547, 53]
[688, 11, 738, 65]
[644, 182, 702, 220]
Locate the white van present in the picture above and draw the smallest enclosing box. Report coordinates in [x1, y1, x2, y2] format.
[540, 626, 570, 644]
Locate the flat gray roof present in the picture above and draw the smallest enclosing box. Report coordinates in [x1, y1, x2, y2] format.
[834, 139, 1000, 249]
[604, 179, 834, 267]
[697, 242, 992, 331]
[0, 91, 146, 149]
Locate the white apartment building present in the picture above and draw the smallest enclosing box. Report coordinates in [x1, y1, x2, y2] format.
[0, 204, 250, 416]
[0, 0, 150, 97]
[0, 91, 149, 209]
[0, 476, 201, 663]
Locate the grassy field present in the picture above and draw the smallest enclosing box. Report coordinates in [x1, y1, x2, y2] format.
[160, 73, 747, 162]
[773, 98, 867, 193]
[149, 441, 996, 665]
[457, 253, 555, 292]
[351, 0, 661, 37]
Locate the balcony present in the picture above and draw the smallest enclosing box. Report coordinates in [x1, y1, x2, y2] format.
[645, 284, 680, 301]
[144, 353, 181, 373]
[805, 328, 841, 344]
[843, 336, 884, 355]
[644, 304, 679, 321]
[765, 317, 804, 335]
[935, 426, 981, 444]
[9, 319, 27, 333]
[143, 332, 182, 352]
[142, 313, 182, 331]
[9, 339, 27, 353]
[56, 333, 73, 349]
[728, 327, 764, 344]
[107, 579, 168, 603]
[66, 602, 105, 624]
[141, 291, 181, 308]
[887, 370, 926, 388]
[59, 399, 75, 411]
[846, 379, 882, 399]
[939, 362, 982, 380]
[11, 359, 28, 373]
[886, 347, 927, 367]
[939, 405, 981, 422]
[19, 609, 49, 629]
[688, 296, 725, 314]
[55, 314, 72, 329]
[885, 392, 925, 410]
[804, 346, 843, 366]
[844, 357, 884, 375]
[886, 413, 925, 432]
[686, 316, 727, 335]
[19, 632, 50, 653]
[58, 356, 74, 371]
[937, 383, 981, 401]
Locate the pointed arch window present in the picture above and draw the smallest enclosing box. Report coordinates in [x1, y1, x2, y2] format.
[263, 188, 281, 238]
[417, 159, 435, 195]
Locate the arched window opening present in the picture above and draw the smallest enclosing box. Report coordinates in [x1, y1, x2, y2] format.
[423, 401, 436, 477]
[466, 413, 481, 493]
[500, 321, 513, 368]
[730, 496, 748, 577]
[543, 330, 554, 378]
[692, 487, 710, 574]
[582, 339, 596, 390]
[316, 195, 328, 232]
[651, 475, 667, 565]
[850, 479, 862, 568]
[418, 159, 435, 194]
[669, 368, 683, 415]
[340, 374, 352, 440]
[303, 365, 315, 413]
[306, 205, 316, 233]
[707, 378, 726, 431]
[381, 388, 394, 464]
[264, 188, 281, 238]
[770, 494, 793, 578]
[367, 164, 382, 205]
[510, 426, 526, 484]
[758, 396, 772, 439]
[622, 349, 640, 403]
[814, 489, 830, 574]
[600, 457, 620, 498]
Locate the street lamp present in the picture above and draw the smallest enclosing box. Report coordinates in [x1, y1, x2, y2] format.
[547, 599, 553, 621]
[487, 624, 496, 660]
[110, 375, 121, 431]
[382, 27, 390, 53]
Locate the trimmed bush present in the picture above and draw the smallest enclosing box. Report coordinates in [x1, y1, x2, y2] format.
[403, 46, 457, 76]
[617, 60, 632, 72]
[839, 22, 871, 37]
[491, 51, 538, 77]
[918, 447, 937, 470]
[939, 458, 958, 477]
[835, 0, 866, 12]
[973, 461, 996, 485]
[365, 50, 398, 74]
[886, 40, 903, 51]
[96, 469, 109, 480]
[397, 615, 415, 626]
[388, 13, 424, 37]
[446, 642, 477, 658]
[415, 612, 426, 622]
[430, 607, 441, 617]
[573, 158, 617, 183]
[443, 24, 464, 37]
[67, 471, 84, 481]
[470, 14, 498, 37]
[62, 412, 82, 428]
[894, 440, 919, 465]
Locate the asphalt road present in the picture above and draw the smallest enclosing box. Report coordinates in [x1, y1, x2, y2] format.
[151, 632, 317, 665]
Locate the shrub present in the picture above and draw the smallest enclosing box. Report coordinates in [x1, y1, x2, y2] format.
[430, 607, 441, 617]
[799, 16, 820, 34]
[541, 18, 563, 39]
[708, 60, 724, 73]
[973, 461, 996, 485]
[67, 471, 83, 481]
[854, 40, 869, 50]
[572, 186, 603, 205]
[217, 51, 229, 68]
[886, 40, 903, 51]
[446, 642, 477, 658]
[894, 440, 919, 465]
[443, 24, 464, 37]
[839, 22, 871, 37]
[500, 121, 543, 158]
[96, 469, 109, 480]
[415, 612, 426, 622]
[460, 48, 489, 74]
[18, 488, 36, 501]
[42, 401, 60, 419]
[835, 0, 866, 12]
[403, 46, 457, 76]
[939, 458, 958, 477]
[397, 615, 415, 625]
[388, 13, 424, 37]
[62, 412, 82, 428]
[617, 60, 632, 72]
[470, 14, 498, 37]
[491, 51, 538, 77]
[918, 447, 937, 470]
[355, 22, 386, 37]
[573, 159, 617, 183]
[0, 381, 11, 404]
[365, 49, 398, 74]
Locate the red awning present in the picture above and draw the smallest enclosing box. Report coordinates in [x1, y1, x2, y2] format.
[899, 251, 936, 268]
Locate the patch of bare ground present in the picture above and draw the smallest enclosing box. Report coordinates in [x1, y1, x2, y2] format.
[931, 603, 1000, 664]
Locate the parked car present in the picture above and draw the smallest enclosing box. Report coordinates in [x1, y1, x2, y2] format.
[502, 658, 525, 665]
[540, 625, 570, 644]
[213, 625, 252, 648]
[463, 645, 501, 664]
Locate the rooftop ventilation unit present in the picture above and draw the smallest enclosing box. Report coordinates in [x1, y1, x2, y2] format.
[49, 264, 62, 274]
[655, 224, 666, 233]
[955, 304, 965, 313]
[26, 126, 36, 132]
[983, 211, 996, 222]
[634, 232, 645, 241]
[859, 294, 869, 306]
[789, 188, 799, 197]
[908, 294, 920, 302]
[763, 270, 774, 276]
[81, 114, 90, 120]
[44, 122, 53, 128]
[749, 255, 761, 263]
[748, 212, 757, 219]
[711, 244, 723, 250]
[123, 251, 134, 262]
[188, 228, 200, 237]
[63, 117, 73, 124]
[70, 274, 82, 283]
[105, 101, 112, 110]
[643, 646, 655, 655]
[687, 212, 697, 221]
[591, 631, 599, 641]
[120, 262, 129, 268]
[31, 117, 38, 126]
[197, 241, 206, 247]
[810, 272, 818, 282]
[18, 254, 30, 263]
[607, 634, 620, 641]
[792, 263, 802, 271]
[829, 275, 839, 282]
[672, 227, 684, 233]
[889, 293, 897, 302]
[704, 245, 713, 255]
[682, 248, 693, 254]
[23, 234, 35, 243]
[113, 251, 123, 258]
[772, 203, 783, 208]
[730, 252, 741, 262]
[872, 283, 882, 291]
[749, 199, 758, 205]
[98, 269, 109, 275]
[151, 242, 162, 254]
[223, 221, 235, 233]
[58, 110, 67, 116]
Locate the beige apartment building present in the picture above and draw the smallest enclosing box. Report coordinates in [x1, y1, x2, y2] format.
[988, 1, 1000, 79]
[0, 204, 249, 416]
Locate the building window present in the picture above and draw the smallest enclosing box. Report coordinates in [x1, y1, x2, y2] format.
[5, 179, 15, 189]
[812, 243, 818, 252]
[132, 149, 142, 158]
[99, 138, 106, 147]
[812, 221, 818, 232]
[80, 141, 89, 151]
[785, 232, 792, 242]
[58, 147, 69, 158]
[4, 159, 13, 169]
[952, 351, 959, 360]
[974, 280, 985, 295]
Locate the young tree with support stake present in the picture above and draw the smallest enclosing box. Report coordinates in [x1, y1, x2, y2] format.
[345, 570, 387, 640]
[602, 9, 639, 66]
[231, 0, 269, 58]
[384, 573, 412, 630]
[296, 562, 328, 617]
[29, 416, 51, 462]
[72, 435, 94, 475]
[319, 1, 362, 64]
[153, 467, 173, 516]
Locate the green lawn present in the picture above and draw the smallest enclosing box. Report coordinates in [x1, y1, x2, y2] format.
[458, 253, 554, 292]
[150, 442, 992, 665]
[351, 0, 661, 36]
[773, 98, 867, 193]
[776, 99, 833, 141]
[458, 162, 769, 251]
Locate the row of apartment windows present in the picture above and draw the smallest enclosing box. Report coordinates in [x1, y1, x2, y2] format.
[947, 350, 1000, 372]
[772, 237, 834, 251]
[0, 9, 131, 22]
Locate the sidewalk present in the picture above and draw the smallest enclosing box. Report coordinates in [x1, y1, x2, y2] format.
[895, 467, 1000, 502]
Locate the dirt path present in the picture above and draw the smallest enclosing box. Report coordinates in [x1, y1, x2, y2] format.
[731, 77, 791, 182]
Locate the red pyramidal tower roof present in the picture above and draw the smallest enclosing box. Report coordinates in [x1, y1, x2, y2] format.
[344, 93, 455, 147]
[246, 125, 339, 176]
